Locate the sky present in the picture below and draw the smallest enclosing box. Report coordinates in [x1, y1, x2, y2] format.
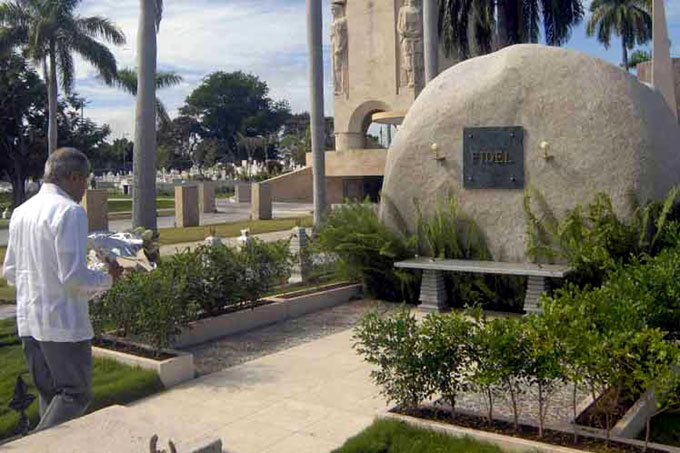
[67, 0, 680, 140]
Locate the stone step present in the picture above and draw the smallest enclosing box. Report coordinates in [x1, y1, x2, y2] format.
[2, 405, 221, 453]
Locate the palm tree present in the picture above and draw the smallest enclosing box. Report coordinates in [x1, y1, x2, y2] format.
[438, 0, 584, 60]
[107, 68, 182, 125]
[0, 0, 125, 154]
[587, 0, 652, 72]
[133, 0, 163, 229]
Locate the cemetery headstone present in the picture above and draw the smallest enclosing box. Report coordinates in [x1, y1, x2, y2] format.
[199, 182, 216, 214]
[251, 183, 272, 220]
[289, 226, 311, 284]
[81, 189, 108, 232]
[174, 185, 199, 228]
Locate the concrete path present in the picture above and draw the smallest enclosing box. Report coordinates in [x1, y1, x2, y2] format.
[159, 230, 295, 257]
[4, 328, 388, 453]
[0, 201, 313, 246]
[0, 304, 15, 320]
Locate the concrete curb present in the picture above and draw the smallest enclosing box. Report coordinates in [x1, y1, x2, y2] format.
[173, 283, 362, 348]
[379, 412, 590, 453]
[93, 343, 194, 388]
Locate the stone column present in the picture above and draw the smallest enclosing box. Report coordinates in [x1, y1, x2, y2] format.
[235, 183, 252, 203]
[653, 0, 678, 120]
[423, 0, 439, 84]
[307, 0, 327, 227]
[289, 226, 311, 284]
[524, 276, 548, 315]
[251, 183, 272, 220]
[174, 185, 199, 228]
[418, 270, 448, 313]
[81, 190, 109, 232]
[198, 182, 216, 214]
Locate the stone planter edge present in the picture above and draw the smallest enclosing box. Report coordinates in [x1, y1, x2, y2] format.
[172, 282, 362, 348]
[378, 412, 591, 453]
[92, 342, 194, 389]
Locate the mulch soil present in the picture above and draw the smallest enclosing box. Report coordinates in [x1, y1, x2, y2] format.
[273, 282, 356, 299]
[395, 407, 665, 453]
[93, 337, 175, 361]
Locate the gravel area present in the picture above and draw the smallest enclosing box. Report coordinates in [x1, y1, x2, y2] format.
[181, 298, 400, 376]
[451, 384, 590, 428]
[181, 300, 589, 429]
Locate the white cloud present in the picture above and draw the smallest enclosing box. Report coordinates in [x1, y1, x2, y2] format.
[74, 0, 334, 138]
[70, 0, 679, 138]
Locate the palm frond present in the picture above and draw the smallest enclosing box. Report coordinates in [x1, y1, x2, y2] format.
[56, 40, 74, 93]
[156, 98, 170, 126]
[105, 67, 182, 95]
[70, 32, 118, 84]
[75, 16, 126, 45]
[156, 71, 182, 89]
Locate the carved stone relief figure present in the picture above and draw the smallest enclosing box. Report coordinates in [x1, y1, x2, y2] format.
[397, 0, 423, 88]
[331, 0, 349, 97]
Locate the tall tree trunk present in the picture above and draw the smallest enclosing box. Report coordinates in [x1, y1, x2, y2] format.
[622, 38, 629, 72]
[306, 0, 326, 228]
[133, 0, 158, 230]
[11, 158, 25, 208]
[48, 44, 58, 155]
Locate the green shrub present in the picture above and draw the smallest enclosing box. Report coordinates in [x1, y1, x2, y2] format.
[419, 312, 472, 420]
[164, 245, 242, 317]
[353, 309, 429, 409]
[93, 239, 292, 354]
[239, 239, 292, 304]
[524, 187, 680, 288]
[417, 195, 526, 312]
[314, 200, 418, 302]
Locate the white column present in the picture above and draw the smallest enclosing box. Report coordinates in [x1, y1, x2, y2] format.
[652, 0, 678, 120]
[423, 0, 439, 84]
[307, 0, 327, 227]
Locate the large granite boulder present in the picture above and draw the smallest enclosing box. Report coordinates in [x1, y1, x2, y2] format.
[379, 44, 680, 262]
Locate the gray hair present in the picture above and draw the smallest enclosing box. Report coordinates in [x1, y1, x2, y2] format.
[44, 148, 91, 184]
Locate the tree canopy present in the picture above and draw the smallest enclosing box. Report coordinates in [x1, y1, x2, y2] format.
[0, 0, 125, 154]
[438, 0, 585, 60]
[179, 71, 291, 163]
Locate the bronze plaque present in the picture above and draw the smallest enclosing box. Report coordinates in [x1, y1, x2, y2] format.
[463, 126, 524, 190]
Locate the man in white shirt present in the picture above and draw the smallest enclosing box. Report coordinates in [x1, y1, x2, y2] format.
[3, 148, 121, 431]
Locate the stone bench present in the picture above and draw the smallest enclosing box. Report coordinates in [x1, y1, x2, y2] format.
[394, 258, 569, 314]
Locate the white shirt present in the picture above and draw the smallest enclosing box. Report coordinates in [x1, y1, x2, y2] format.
[2, 183, 112, 342]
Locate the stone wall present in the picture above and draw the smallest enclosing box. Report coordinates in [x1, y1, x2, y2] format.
[637, 59, 680, 119]
[304, 150, 387, 176]
[265, 167, 348, 205]
[332, 0, 455, 150]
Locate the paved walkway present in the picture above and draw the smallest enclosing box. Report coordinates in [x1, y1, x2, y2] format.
[0, 201, 312, 246]
[159, 230, 294, 257]
[5, 325, 389, 452]
[0, 304, 15, 320]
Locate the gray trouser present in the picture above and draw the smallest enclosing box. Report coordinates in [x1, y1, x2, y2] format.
[21, 336, 92, 432]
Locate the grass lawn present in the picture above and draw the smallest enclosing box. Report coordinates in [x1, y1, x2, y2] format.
[332, 419, 509, 453]
[158, 216, 313, 245]
[0, 318, 163, 443]
[0, 248, 13, 302]
[108, 198, 175, 213]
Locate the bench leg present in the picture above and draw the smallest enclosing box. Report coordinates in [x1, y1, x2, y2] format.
[524, 276, 548, 315]
[418, 270, 449, 313]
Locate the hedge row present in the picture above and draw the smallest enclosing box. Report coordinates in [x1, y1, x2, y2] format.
[91, 239, 291, 353]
